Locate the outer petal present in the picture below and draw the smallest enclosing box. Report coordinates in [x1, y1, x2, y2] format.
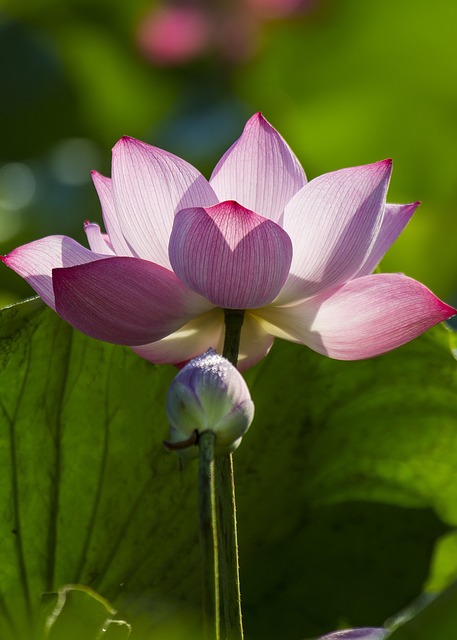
[278, 160, 392, 304]
[132, 309, 273, 371]
[169, 200, 293, 309]
[355, 201, 419, 277]
[52, 257, 213, 345]
[255, 273, 456, 360]
[1, 236, 108, 309]
[91, 171, 135, 256]
[210, 113, 306, 223]
[111, 137, 218, 268]
[84, 221, 115, 255]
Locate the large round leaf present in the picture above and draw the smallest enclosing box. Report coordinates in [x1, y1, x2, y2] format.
[0, 299, 456, 639]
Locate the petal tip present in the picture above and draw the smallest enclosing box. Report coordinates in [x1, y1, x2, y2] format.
[112, 135, 137, 154]
[251, 111, 264, 121]
[375, 158, 392, 173]
[246, 111, 272, 131]
[440, 300, 457, 321]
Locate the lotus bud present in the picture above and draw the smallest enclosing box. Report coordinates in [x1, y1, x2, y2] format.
[317, 629, 388, 640]
[165, 349, 254, 459]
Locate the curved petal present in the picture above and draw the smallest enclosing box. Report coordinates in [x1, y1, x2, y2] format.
[210, 113, 306, 223]
[355, 201, 419, 277]
[278, 160, 392, 304]
[1, 236, 107, 309]
[91, 171, 135, 256]
[111, 136, 218, 268]
[169, 200, 293, 309]
[84, 221, 115, 255]
[53, 257, 213, 345]
[255, 273, 456, 360]
[132, 308, 273, 371]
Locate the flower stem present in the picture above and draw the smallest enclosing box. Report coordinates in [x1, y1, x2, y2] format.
[198, 430, 220, 640]
[216, 309, 245, 640]
[222, 309, 245, 367]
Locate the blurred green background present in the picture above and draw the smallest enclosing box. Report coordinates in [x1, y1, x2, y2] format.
[1, 0, 457, 310]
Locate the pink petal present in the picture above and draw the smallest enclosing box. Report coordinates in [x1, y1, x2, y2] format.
[210, 113, 306, 223]
[111, 137, 218, 268]
[91, 171, 136, 256]
[84, 221, 115, 255]
[355, 202, 419, 277]
[132, 309, 273, 371]
[278, 160, 392, 304]
[169, 200, 293, 309]
[255, 273, 456, 360]
[1, 236, 108, 309]
[53, 257, 213, 345]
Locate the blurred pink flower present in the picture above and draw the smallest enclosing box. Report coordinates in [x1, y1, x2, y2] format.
[137, 5, 211, 65]
[136, 0, 316, 65]
[2, 114, 455, 370]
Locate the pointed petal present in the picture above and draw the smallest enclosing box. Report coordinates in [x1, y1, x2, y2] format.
[278, 160, 392, 304]
[53, 257, 213, 345]
[1, 236, 107, 309]
[355, 201, 419, 277]
[111, 137, 218, 267]
[169, 200, 293, 309]
[132, 309, 273, 371]
[84, 221, 115, 255]
[210, 113, 306, 223]
[91, 171, 135, 256]
[255, 274, 456, 360]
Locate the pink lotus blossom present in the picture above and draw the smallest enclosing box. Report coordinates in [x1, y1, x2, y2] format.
[2, 114, 455, 370]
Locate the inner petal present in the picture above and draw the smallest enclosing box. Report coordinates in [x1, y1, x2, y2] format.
[169, 200, 293, 309]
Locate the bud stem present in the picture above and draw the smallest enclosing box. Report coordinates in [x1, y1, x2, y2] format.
[199, 430, 220, 640]
[215, 309, 245, 640]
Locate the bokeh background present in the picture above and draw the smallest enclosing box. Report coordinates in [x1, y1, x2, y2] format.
[1, 0, 457, 310]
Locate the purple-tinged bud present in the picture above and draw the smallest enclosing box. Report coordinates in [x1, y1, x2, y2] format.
[317, 629, 388, 640]
[166, 349, 254, 459]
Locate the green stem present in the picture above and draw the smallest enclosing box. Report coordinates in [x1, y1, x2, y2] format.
[199, 431, 220, 640]
[222, 309, 245, 367]
[215, 454, 243, 640]
[216, 309, 245, 640]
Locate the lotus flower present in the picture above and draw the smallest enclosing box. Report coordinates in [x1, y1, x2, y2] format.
[2, 114, 454, 370]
